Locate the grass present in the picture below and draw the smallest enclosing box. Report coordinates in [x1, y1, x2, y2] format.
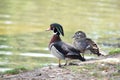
[0, 65, 9, 68]
[109, 48, 120, 55]
[67, 64, 102, 78]
[0, 55, 59, 75]
[66, 62, 120, 79]
[3, 66, 29, 75]
[112, 72, 120, 76]
[67, 63, 97, 74]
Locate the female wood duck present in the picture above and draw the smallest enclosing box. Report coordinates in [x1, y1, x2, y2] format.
[72, 31, 102, 58]
[47, 23, 85, 67]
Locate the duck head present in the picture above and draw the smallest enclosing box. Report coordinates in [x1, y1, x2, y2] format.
[72, 31, 86, 39]
[47, 23, 64, 36]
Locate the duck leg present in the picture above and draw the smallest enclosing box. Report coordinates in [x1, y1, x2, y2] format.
[59, 59, 61, 67]
[64, 60, 68, 66]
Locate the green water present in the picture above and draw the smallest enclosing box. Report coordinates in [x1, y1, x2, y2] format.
[0, 0, 120, 71]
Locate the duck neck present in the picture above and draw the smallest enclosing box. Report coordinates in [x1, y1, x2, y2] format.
[49, 34, 61, 44]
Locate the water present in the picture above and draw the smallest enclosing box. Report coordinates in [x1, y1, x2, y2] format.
[0, 0, 120, 72]
[20, 53, 54, 58]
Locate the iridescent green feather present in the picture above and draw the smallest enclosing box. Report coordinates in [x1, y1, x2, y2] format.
[55, 24, 64, 36]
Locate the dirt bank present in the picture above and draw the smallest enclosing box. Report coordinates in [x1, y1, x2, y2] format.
[1, 54, 120, 80]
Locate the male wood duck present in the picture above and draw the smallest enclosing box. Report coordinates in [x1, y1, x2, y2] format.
[72, 31, 102, 58]
[47, 23, 85, 67]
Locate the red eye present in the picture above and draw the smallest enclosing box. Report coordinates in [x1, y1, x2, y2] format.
[50, 25, 54, 30]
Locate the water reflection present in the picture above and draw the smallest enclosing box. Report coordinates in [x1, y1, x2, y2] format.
[4, 21, 13, 24]
[0, 68, 12, 72]
[20, 53, 54, 58]
[0, 45, 12, 49]
[0, 51, 12, 55]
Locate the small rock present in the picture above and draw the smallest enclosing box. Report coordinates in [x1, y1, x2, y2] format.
[36, 73, 41, 76]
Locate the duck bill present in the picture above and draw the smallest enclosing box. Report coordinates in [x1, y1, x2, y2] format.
[46, 28, 51, 31]
[72, 35, 75, 38]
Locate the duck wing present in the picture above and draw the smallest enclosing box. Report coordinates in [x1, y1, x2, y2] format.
[73, 38, 88, 52]
[49, 41, 84, 59]
[85, 38, 98, 49]
[50, 41, 80, 54]
[85, 38, 101, 56]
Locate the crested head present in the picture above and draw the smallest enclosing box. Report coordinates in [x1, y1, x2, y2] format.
[49, 23, 64, 36]
[73, 31, 86, 39]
